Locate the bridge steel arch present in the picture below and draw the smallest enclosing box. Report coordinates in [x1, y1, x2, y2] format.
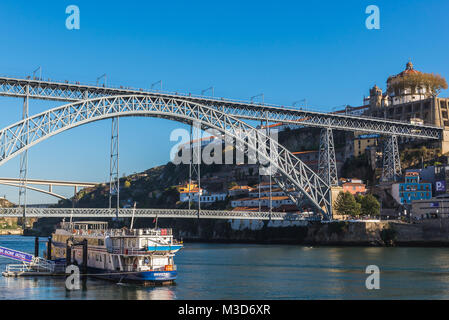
[0, 95, 332, 219]
[0, 182, 67, 200]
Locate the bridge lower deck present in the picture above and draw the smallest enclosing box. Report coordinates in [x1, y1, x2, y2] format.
[0, 208, 318, 221]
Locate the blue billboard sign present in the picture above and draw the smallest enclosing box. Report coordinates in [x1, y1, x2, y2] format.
[0, 246, 34, 262]
[436, 181, 446, 192]
[430, 202, 440, 208]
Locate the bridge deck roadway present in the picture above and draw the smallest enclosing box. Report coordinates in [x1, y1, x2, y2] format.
[0, 177, 97, 187]
[0, 208, 315, 221]
[0, 76, 442, 139]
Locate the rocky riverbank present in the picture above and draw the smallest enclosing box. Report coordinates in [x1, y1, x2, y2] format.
[0, 228, 23, 235]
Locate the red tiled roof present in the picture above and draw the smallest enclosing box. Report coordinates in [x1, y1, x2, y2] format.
[343, 182, 366, 187]
[232, 206, 270, 212]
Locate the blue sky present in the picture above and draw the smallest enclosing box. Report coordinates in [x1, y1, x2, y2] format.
[0, 0, 448, 204]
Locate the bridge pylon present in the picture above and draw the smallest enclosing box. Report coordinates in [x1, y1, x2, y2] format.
[318, 128, 338, 186]
[18, 85, 29, 229]
[189, 121, 201, 216]
[109, 117, 119, 218]
[381, 135, 402, 182]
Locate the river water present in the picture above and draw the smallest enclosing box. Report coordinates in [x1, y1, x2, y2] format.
[1, 235, 449, 300]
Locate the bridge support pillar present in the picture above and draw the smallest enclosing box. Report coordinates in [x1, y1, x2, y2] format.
[109, 117, 119, 219]
[47, 237, 52, 261]
[189, 122, 201, 216]
[318, 128, 338, 186]
[66, 239, 72, 266]
[382, 135, 402, 182]
[34, 236, 39, 258]
[18, 85, 29, 229]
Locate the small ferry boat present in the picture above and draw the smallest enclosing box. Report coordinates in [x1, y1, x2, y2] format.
[46, 221, 183, 285]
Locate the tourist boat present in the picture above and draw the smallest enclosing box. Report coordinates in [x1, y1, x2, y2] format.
[46, 221, 183, 285]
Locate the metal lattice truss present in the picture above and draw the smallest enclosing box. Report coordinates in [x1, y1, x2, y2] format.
[109, 117, 119, 215]
[189, 122, 201, 210]
[18, 92, 29, 217]
[318, 128, 338, 186]
[0, 95, 332, 219]
[0, 207, 316, 221]
[0, 77, 442, 139]
[382, 135, 402, 182]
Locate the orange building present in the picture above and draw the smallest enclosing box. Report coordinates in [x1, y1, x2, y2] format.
[342, 182, 367, 195]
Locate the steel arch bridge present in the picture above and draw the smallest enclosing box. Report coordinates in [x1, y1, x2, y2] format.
[0, 95, 332, 219]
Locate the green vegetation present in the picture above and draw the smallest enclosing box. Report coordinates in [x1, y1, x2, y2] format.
[334, 192, 361, 216]
[380, 226, 397, 245]
[359, 194, 380, 216]
[387, 72, 448, 96]
[334, 192, 380, 217]
[328, 221, 348, 235]
[0, 218, 18, 230]
[228, 181, 238, 188]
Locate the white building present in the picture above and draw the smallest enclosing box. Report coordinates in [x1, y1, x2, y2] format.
[231, 196, 293, 208]
[199, 192, 227, 203]
[180, 189, 227, 203]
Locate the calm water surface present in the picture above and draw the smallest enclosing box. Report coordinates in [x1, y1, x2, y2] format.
[1, 235, 449, 300]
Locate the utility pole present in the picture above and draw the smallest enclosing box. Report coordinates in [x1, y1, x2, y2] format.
[201, 86, 214, 97]
[32, 66, 42, 81]
[251, 93, 264, 105]
[292, 99, 307, 109]
[96, 74, 107, 87]
[151, 80, 163, 92]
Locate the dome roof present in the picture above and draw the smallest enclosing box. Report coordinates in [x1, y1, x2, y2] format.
[388, 61, 422, 82]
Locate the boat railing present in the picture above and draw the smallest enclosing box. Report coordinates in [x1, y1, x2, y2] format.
[5, 263, 33, 273]
[106, 228, 173, 237]
[5, 258, 59, 274]
[59, 225, 173, 238]
[108, 246, 180, 255]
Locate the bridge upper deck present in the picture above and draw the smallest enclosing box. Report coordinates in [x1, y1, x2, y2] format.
[0, 76, 442, 139]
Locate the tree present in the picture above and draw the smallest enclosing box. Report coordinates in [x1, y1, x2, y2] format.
[124, 180, 131, 188]
[334, 192, 361, 217]
[360, 194, 380, 216]
[387, 72, 448, 97]
[228, 181, 238, 188]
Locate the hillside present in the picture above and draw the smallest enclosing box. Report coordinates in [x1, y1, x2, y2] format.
[52, 127, 446, 211]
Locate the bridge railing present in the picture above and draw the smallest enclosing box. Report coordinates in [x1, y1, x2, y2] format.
[0, 75, 443, 130]
[0, 207, 318, 221]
